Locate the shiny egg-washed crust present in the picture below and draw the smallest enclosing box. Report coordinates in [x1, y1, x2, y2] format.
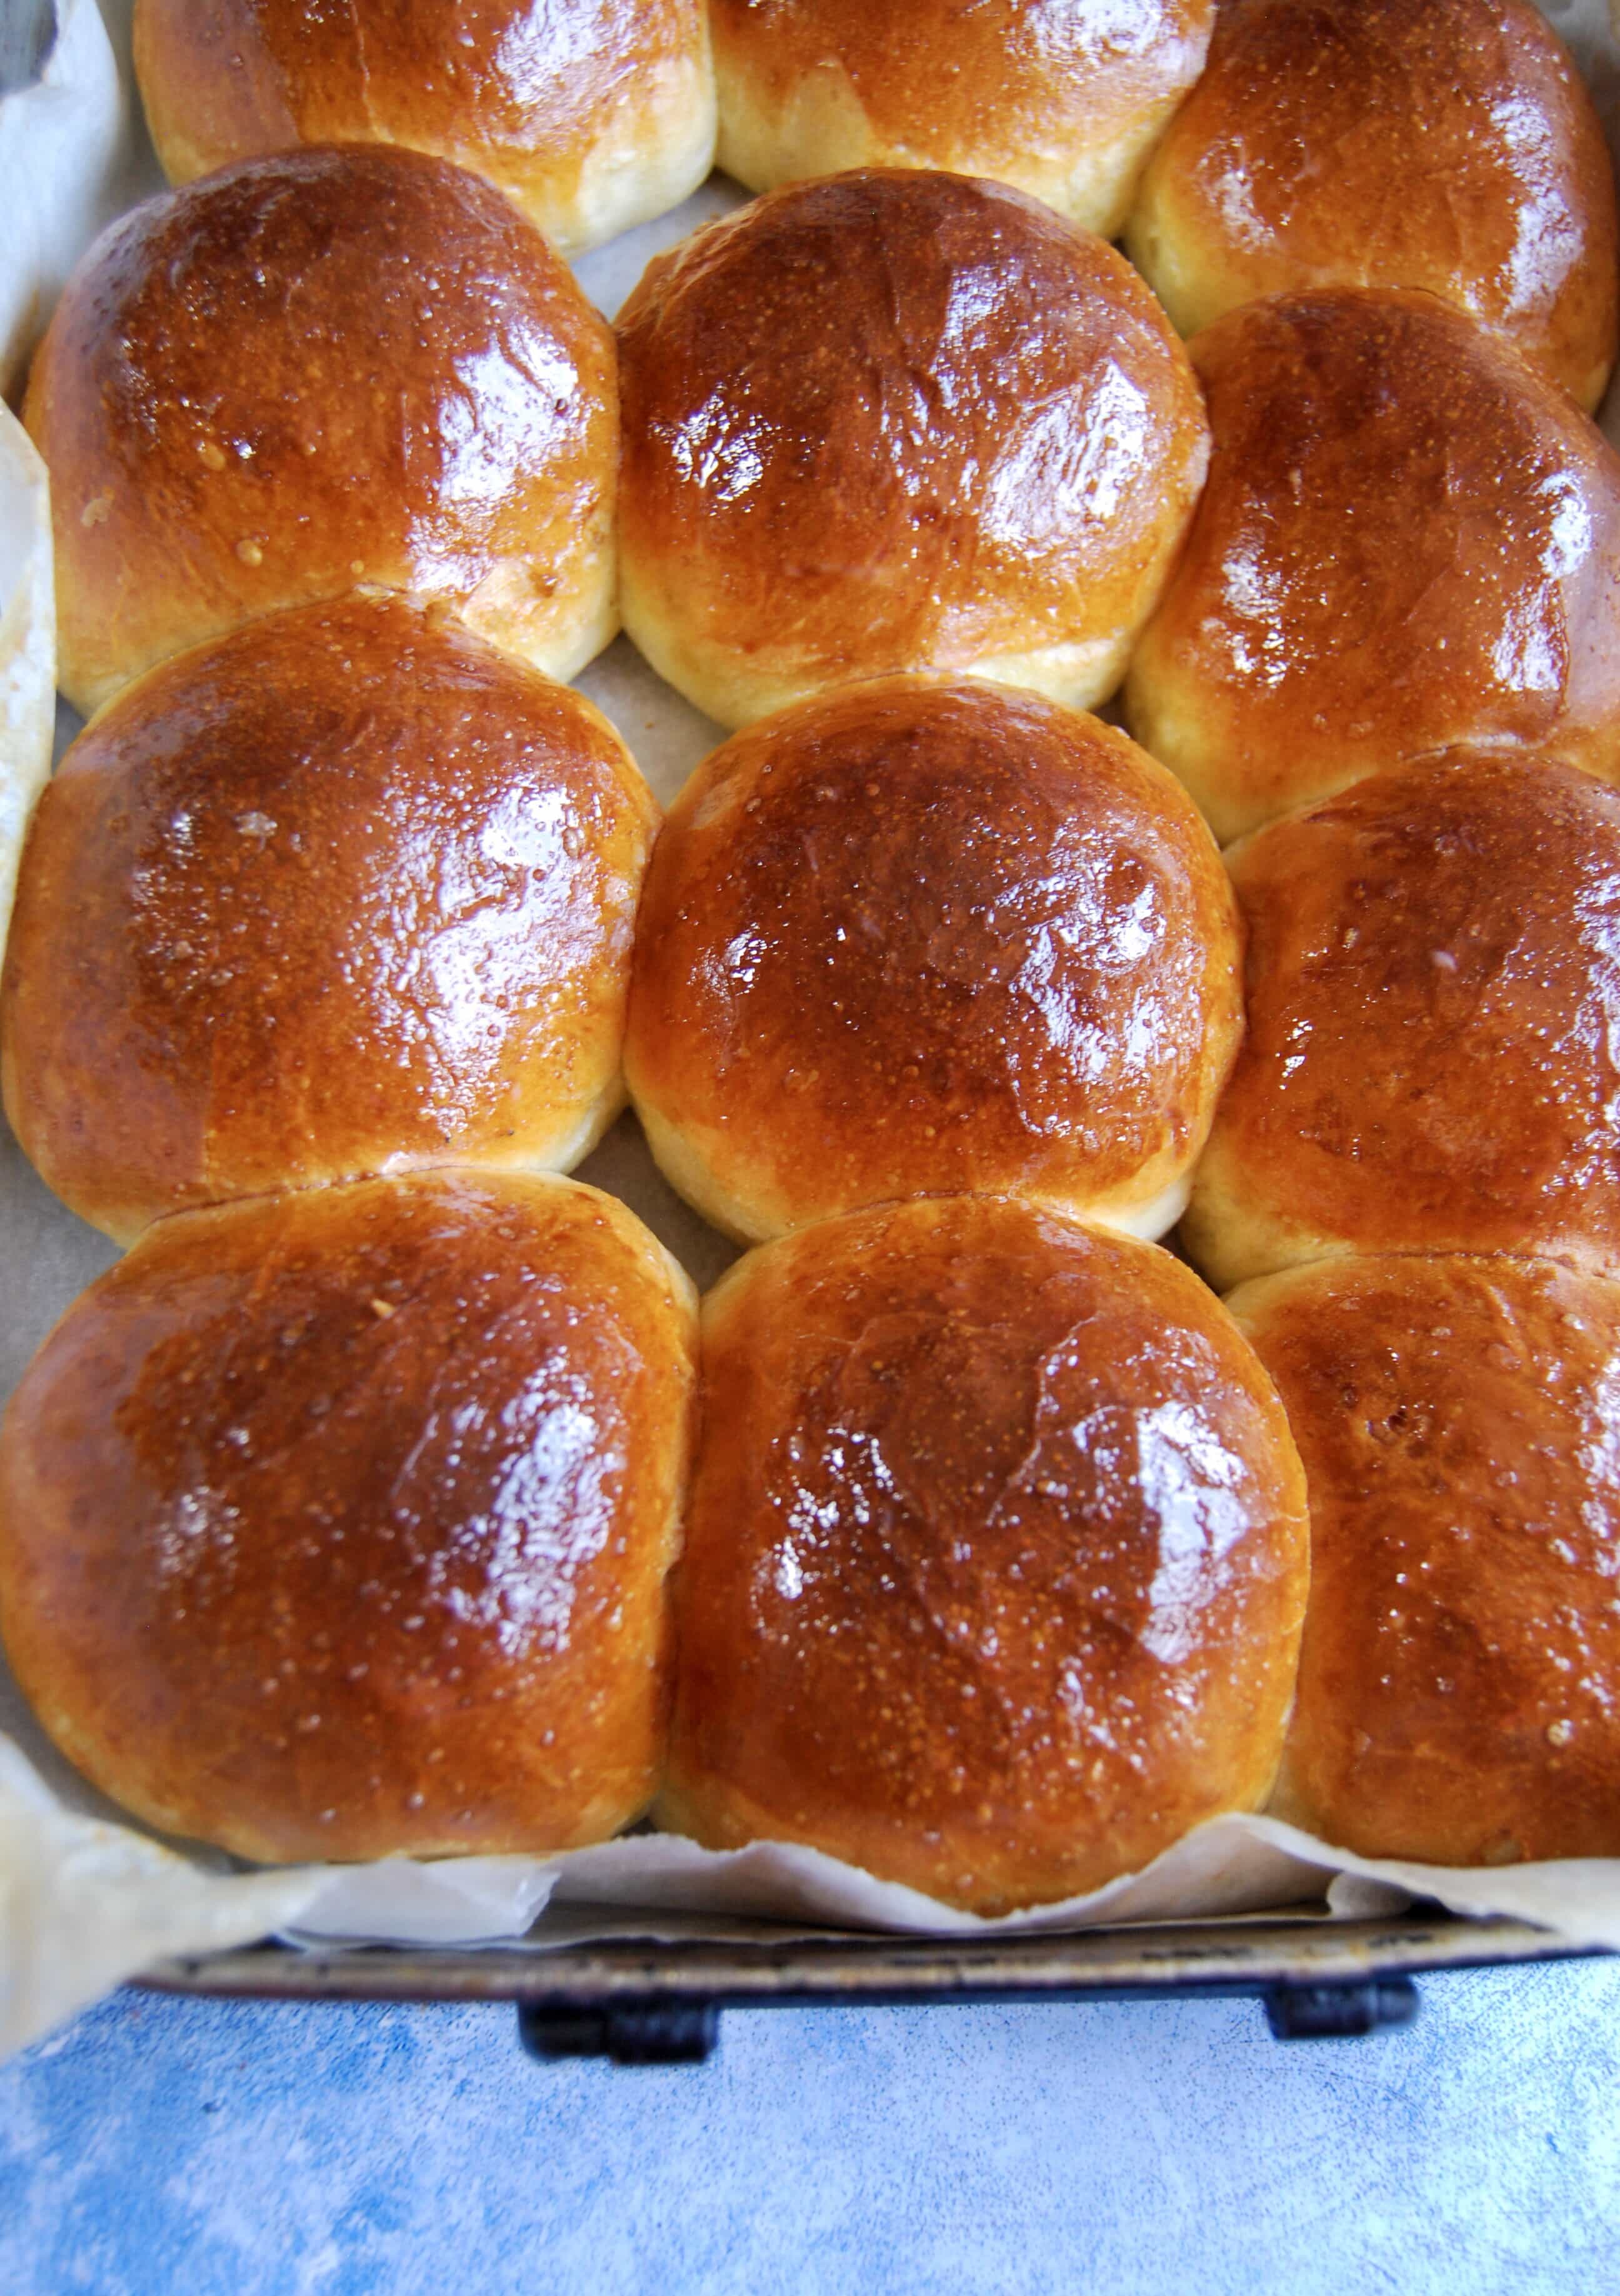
[662, 1195, 1309, 1916]
[0, 1171, 699, 1865]
[132, 0, 717, 257]
[711, 0, 1212, 238]
[625, 677, 1242, 1245]
[25, 145, 618, 719]
[1185, 754, 1620, 1292]
[1, 595, 659, 1246]
[617, 170, 1210, 731]
[1233, 1254, 1620, 1867]
[1126, 0, 1618, 412]
[1125, 289, 1620, 844]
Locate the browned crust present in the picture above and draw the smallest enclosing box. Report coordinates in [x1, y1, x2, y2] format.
[626, 676, 1242, 1241]
[24, 144, 618, 716]
[618, 169, 1209, 724]
[0, 1172, 698, 1864]
[1184, 752, 1620, 1290]
[1125, 288, 1620, 844]
[1, 596, 658, 1244]
[1128, 0, 1619, 410]
[1234, 1253, 1620, 1866]
[662, 1194, 1309, 1915]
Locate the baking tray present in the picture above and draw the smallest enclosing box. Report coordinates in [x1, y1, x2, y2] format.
[7, 0, 1619, 2055]
[136, 1912, 1598, 2061]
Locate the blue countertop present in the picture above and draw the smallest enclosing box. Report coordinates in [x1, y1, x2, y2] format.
[3, 1959, 1619, 2292]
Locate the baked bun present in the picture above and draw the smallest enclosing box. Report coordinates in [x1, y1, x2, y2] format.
[132, 0, 716, 258]
[0, 1170, 697, 1864]
[1126, 0, 1618, 412]
[618, 171, 1209, 730]
[1125, 289, 1620, 844]
[1185, 754, 1620, 1292]
[711, 0, 1212, 237]
[1233, 1253, 1620, 1866]
[626, 676, 1241, 1244]
[1, 595, 657, 1246]
[662, 1194, 1308, 1915]
[25, 145, 618, 719]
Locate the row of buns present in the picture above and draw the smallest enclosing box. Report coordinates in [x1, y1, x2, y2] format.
[127, 0, 1617, 417]
[26, 141, 1620, 841]
[9, 1158, 1620, 1900]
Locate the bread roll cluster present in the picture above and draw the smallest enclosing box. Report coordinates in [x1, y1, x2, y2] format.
[4, 0, 1620, 1907]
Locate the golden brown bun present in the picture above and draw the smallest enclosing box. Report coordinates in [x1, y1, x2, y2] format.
[626, 676, 1242, 1244]
[0, 1170, 698, 1864]
[618, 170, 1209, 730]
[1126, 0, 1618, 413]
[661, 1195, 1309, 1915]
[1233, 1253, 1620, 1866]
[1, 596, 657, 1247]
[1125, 289, 1620, 844]
[1185, 754, 1620, 1292]
[711, 0, 1212, 238]
[24, 146, 618, 719]
[132, 0, 716, 257]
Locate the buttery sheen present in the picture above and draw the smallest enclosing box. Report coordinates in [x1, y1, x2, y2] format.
[1, 596, 658, 1244]
[26, 144, 618, 716]
[1186, 753, 1620, 1290]
[1236, 1254, 1620, 1867]
[1126, 287, 1620, 842]
[662, 1195, 1309, 1916]
[617, 169, 1209, 729]
[0, 1172, 698, 1864]
[626, 677, 1242, 1242]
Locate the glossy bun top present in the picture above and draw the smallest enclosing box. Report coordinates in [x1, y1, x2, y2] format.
[1234, 1252, 1620, 1867]
[132, 0, 717, 256]
[1128, 0, 1618, 411]
[712, 0, 1213, 236]
[662, 1194, 1309, 1915]
[0, 1171, 698, 1864]
[1, 595, 657, 1244]
[1184, 753, 1620, 1292]
[26, 145, 618, 717]
[626, 676, 1242, 1244]
[618, 170, 1209, 730]
[1126, 288, 1620, 842]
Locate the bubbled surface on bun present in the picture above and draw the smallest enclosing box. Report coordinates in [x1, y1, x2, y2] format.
[0, 1172, 698, 1864]
[618, 171, 1209, 730]
[662, 1195, 1309, 1915]
[1126, 0, 1618, 412]
[1185, 754, 1620, 1292]
[1, 597, 658, 1247]
[626, 677, 1242, 1244]
[133, 0, 717, 257]
[25, 146, 618, 718]
[1233, 1254, 1620, 1867]
[1125, 289, 1620, 844]
[711, 0, 1212, 237]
